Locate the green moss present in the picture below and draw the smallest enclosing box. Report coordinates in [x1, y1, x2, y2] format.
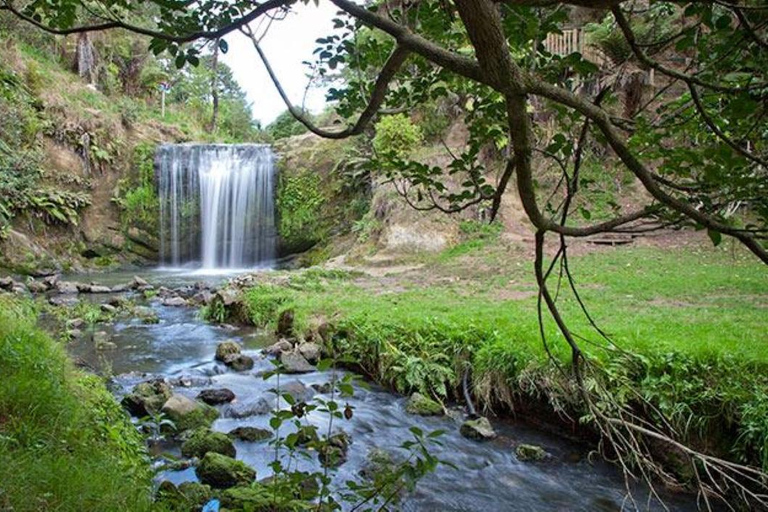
[195, 452, 256, 489]
[405, 392, 443, 416]
[276, 168, 326, 254]
[0, 295, 152, 511]
[181, 428, 236, 459]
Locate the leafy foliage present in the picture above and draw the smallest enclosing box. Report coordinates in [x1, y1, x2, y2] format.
[276, 169, 326, 254]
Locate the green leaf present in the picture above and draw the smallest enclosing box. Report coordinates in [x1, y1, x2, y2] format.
[707, 229, 722, 247]
[218, 39, 229, 54]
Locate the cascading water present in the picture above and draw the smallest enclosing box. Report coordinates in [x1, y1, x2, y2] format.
[157, 144, 276, 270]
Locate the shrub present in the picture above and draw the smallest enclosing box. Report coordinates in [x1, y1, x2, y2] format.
[372, 113, 423, 161]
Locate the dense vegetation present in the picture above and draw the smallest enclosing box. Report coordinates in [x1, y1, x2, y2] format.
[0, 296, 152, 511]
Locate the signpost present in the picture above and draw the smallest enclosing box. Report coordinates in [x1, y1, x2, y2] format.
[159, 82, 171, 118]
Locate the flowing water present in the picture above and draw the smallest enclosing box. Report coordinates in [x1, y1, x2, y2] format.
[157, 144, 276, 270]
[65, 271, 696, 512]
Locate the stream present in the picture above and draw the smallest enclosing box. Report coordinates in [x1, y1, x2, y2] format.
[62, 270, 696, 511]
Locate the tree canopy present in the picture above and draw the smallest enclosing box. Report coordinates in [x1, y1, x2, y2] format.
[3, 0, 767, 507]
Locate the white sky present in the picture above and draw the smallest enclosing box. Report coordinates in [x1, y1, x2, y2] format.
[221, 2, 339, 126]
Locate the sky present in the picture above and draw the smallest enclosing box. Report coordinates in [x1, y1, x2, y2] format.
[221, 2, 339, 127]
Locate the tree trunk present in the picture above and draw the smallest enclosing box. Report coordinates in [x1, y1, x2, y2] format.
[209, 40, 220, 133]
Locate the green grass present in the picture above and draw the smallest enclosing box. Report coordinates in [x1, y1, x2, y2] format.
[0, 295, 152, 511]
[236, 242, 768, 471]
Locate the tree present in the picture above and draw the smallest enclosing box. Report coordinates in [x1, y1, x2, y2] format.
[3, 0, 766, 507]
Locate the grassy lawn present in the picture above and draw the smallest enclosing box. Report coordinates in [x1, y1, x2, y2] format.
[0, 296, 152, 511]
[231, 237, 768, 471]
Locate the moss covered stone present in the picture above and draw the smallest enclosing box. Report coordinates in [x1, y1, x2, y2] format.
[181, 428, 236, 459]
[215, 340, 241, 361]
[155, 481, 214, 511]
[161, 394, 219, 432]
[228, 426, 272, 442]
[120, 378, 172, 417]
[515, 444, 548, 462]
[460, 417, 496, 441]
[405, 392, 442, 416]
[196, 452, 256, 489]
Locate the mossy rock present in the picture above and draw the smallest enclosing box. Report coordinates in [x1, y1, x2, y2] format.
[196, 452, 256, 489]
[228, 426, 272, 442]
[515, 444, 549, 462]
[219, 485, 272, 510]
[405, 392, 442, 416]
[154, 480, 214, 511]
[181, 428, 236, 459]
[460, 417, 496, 441]
[120, 378, 172, 417]
[161, 394, 220, 432]
[215, 341, 241, 361]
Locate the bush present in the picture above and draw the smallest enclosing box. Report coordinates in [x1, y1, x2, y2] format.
[372, 113, 423, 161]
[276, 169, 326, 254]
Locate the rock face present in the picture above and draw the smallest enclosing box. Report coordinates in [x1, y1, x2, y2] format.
[515, 444, 549, 462]
[460, 417, 497, 441]
[161, 394, 220, 432]
[228, 426, 272, 442]
[197, 388, 236, 405]
[196, 452, 256, 489]
[405, 393, 443, 416]
[121, 379, 172, 417]
[215, 341, 241, 361]
[280, 351, 315, 374]
[181, 428, 236, 459]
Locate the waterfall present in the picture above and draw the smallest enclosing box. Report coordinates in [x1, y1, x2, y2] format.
[157, 144, 276, 270]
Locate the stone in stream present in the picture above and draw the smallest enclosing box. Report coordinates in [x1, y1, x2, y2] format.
[42, 274, 60, 289]
[197, 388, 236, 405]
[311, 382, 333, 394]
[181, 428, 236, 459]
[359, 448, 396, 481]
[26, 280, 47, 294]
[100, 303, 118, 314]
[215, 341, 241, 361]
[162, 296, 187, 307]
[298, 342, 322, 365]
[228, 426, 272, 442]
[55, 281, 80, 294]
[222, 397, 272, 419]
[130, 275, 149, 289]
[515, 444, 550, 462]
[223, 353, 254, 372]
[282, 380, 315, 402]
[110, 284, 128, 293]
[121, 379, 172, 417]
[318, 431, 351, 468]
[263, 338, 293, 356]
[460, 416, 497, 441]
[67, 318, 85, 329]
[161, 394, 219, 432]
[88, 284, 112, 293]
[405, 392, 443, 416]
[155, 481, 214, 511]
[279, 351, 315, 374]
[196, 452, 256, 489]
[132, 306, 159, 324]
[48, 295, 78, 307]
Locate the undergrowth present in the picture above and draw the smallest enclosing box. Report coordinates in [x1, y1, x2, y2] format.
[0, 295, 152, 511]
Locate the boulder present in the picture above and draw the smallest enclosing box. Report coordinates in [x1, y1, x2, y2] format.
[298, 342, 322, 365]
[26, 280, 47, 294]
[190, 290, 213, 305]
[405, 393, 443, 416]
[280, 351, 315, 374]
[197, 388, 236, 405]
[161, 394, 219, 432]
[111, 284, 128, 293]
[460, 417, 497, 441]
[318, 431, 351, 468]
[121, 379, 172, 417]
[220, 485, 275, 510]
[108, 296, 129, 308]
[196, 452, 255, 489]
[0, 276, 14, 290]
[133, 306, 159, 324]
[359, 448, 396, 481]
[100, 303, 118, 314]
[162, 296, 188, 307]
[283, 381, 315, 403]
[276, 309, 294, 337]
[181, 428, 236, 459]
[130, 275, 149, 289]
[155, 481, 214, 511]
[223, 353, 254, 372]
[42, 274, 60, 289]
[228, 426, 272, 442]
[515, 444, 550, 462]
[67, 318, 85, 329]
[263, 339, 293, 356]
[215, 288, 241, 306]
[89, 285, 112, 293]
[48, 295, 78, 307]
[222, 397, 272, 419]
[55, 281, 80, 294]
[215, 341, 241, 361]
